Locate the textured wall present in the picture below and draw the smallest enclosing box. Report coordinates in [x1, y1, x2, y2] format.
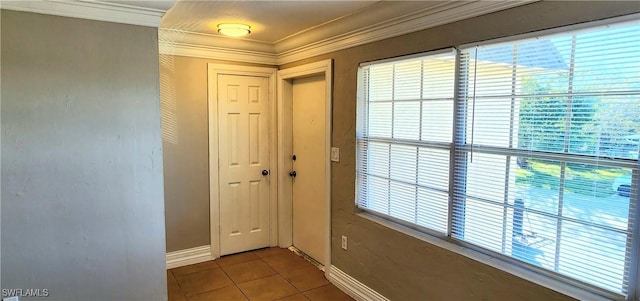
[1, 10, 167, 300]
[160, 55, 275, 252]
[160, 55, 211, 252]
[282, 2, 639, 300]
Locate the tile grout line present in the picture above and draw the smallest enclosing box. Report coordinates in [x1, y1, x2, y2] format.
[168, 269, 188, 300]
[222, 251, 280, 285]
[265, 259, 304, 300]
[283, 247, 330, 297]
[257, 252, 304, 300]
[170, 263, 221, 300]
[217, 248, 302, 301]
[261, 249, 329, 300]
[172, 266, 219, 278]
[216, 258, 252, 301]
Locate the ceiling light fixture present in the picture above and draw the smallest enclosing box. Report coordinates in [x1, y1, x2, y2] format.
[217, 23, 251, 37]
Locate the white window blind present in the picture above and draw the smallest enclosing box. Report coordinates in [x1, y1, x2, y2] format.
[356, 18, 640, 299]
[454, 22, 639, 296]
[356, 49, 456, 234]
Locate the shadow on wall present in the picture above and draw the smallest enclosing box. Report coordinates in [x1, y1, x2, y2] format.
[160, 53, 178, 144]
[159, 22, 206, 145]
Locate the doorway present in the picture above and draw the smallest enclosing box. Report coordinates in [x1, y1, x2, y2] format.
[208, 64, 278, 258]
[277, 60, 333, 269]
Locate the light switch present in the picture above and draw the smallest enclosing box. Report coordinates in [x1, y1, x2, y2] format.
[331, 147, 340, 162]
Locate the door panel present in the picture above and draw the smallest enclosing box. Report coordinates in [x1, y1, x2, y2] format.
[219, 74, 270, 256]
[292, 75, 327, 265]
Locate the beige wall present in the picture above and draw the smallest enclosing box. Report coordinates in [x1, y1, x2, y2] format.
[280, 2, 638, 300]
[1, 10, 167, 300]
[160, 55, 275, 252]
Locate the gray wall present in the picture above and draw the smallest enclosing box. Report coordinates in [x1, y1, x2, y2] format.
[160, 55, 274, 252]
[280, 2, 639, 300]
[1, 10, 167, 301]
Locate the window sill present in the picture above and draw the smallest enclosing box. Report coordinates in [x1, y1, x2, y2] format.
[356, 211, 620, 301]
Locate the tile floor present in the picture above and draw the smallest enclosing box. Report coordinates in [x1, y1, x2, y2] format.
[167, 247, 355, 301]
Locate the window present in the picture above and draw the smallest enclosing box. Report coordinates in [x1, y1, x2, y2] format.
[356, 19, 640, 299]
[357, 49, 456, 234]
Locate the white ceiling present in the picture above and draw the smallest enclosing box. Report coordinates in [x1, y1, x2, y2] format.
[150, 0, 533, 64]
[160, 1, 391, 44]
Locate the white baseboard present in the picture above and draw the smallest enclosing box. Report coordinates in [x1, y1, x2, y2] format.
[327, 265, 390, 301]
[166, 245, 214, 269]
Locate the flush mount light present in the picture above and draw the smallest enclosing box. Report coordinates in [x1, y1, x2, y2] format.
[217, 23, 251, 37]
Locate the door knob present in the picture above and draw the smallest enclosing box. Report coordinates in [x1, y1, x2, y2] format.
[262, 170, 270, 176]
[289, 171, 297, 178]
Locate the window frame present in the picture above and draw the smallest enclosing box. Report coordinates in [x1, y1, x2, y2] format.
[355, 13, 640, 301]
[356, 47, 457, 237]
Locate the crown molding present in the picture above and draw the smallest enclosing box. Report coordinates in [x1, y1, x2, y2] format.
[156, 1, 534, 65]
[0, 0, 170, 27]
[159, 29, 276, 54]
[273, 1, 460, 56]
[276, 1, 534, 65]
[159, 28, 277, 65]
[159, 42, 278, 65]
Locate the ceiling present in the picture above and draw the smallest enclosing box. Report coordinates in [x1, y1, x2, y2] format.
[159, 1, 444, 44]
[106, 0, 533, 64]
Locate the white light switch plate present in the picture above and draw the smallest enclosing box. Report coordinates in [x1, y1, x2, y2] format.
[331, 147, 340, 162]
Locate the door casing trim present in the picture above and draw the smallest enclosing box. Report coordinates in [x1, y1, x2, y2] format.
[277, 59, 333, 272]
[207, 63, 278, 259]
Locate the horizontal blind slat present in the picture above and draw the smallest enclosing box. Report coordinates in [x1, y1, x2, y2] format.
[454, 20, 639, 295]
[356, 49, 456, 235]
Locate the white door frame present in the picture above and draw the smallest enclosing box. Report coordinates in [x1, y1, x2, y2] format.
[208, 63, 278, 259]
[277, 59, 333, 272]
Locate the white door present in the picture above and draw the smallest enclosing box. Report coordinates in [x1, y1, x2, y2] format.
[218, 74, 271, 256]
[291, 74, 328, 265]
